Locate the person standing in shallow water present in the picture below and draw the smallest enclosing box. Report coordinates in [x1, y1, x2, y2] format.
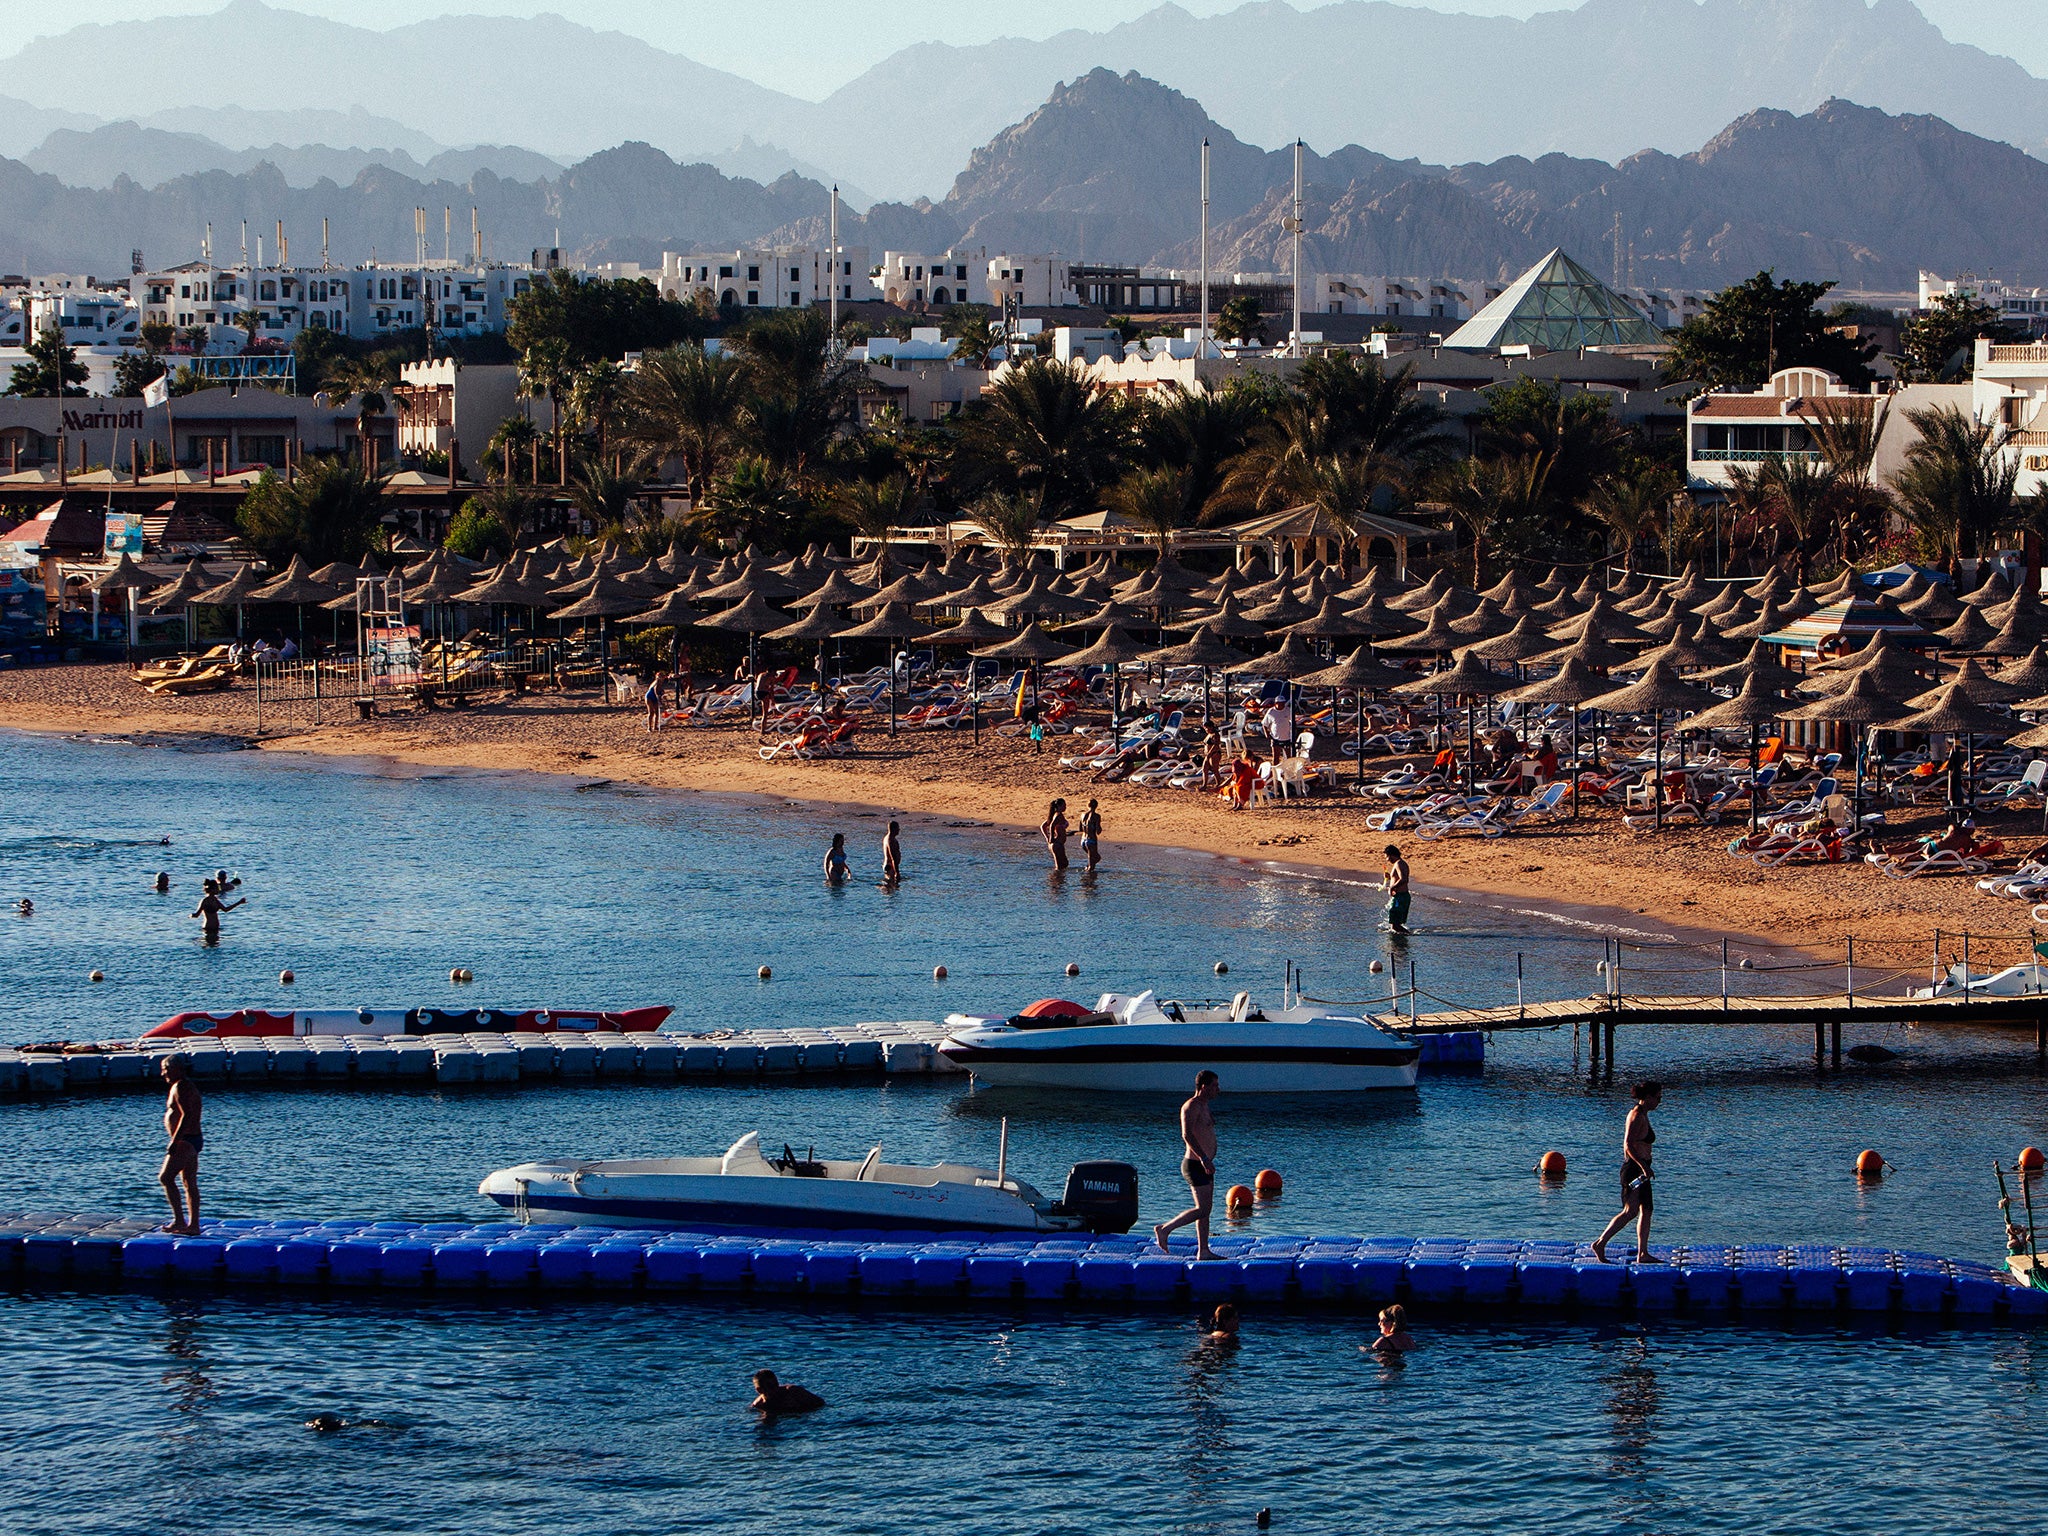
[1041, 799, 1070, 870]
[881, 820, 902, 887]
[1380, 845, 1411, 934]
[1591, 1082, 1662, 1264]
[1079, 799, 1103, 872]
[823, 833, 850, 885]
[191, 878, 245, 944]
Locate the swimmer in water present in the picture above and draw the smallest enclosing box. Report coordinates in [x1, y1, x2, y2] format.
[16, 898, 31, 916]
[191, 878, 246, 944]
[823, 833, 850, 885]
[1364, 1304, 1415, 1356]
[1203, 1303, 1240, 1342]
[750, 1370, 825, 1414]
[154, 872, 170, 893]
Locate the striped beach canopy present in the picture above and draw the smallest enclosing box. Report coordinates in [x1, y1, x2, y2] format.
[1762, 596, 1932, 653]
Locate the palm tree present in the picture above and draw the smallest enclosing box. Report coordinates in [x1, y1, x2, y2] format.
[1108, 465, 1195, 553]
[486, 415, 540, 483]
[1580, 463, 1680, 573]
[1798, 395, 1894, 566]
[569, 452, 653, 538]
[620, 344, 749, 501]
[1726, 454, 1843, 583]
[690, 455, 808, 549]
[1890, 404, 2019, 579]
[969, 490, 1046, 565]
[572, 357, 628, 463]
[1294, 354, 1449, 464]
[834, 476, 914, 570]
[1140, 384, 1269, 523]
[327, 357, 400, 468]
[518, 336, 576, 484]
[1441, 453, 1554, 584]
[965, 358, 1126, 520]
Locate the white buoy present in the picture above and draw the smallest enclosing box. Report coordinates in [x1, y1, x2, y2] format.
[758, 965, 772, 980]
[933, 965, 948, 980]
[449, 968, 463, 983]
[1596, 960, 1609, 976]
[1739, 958, 1755, 971]
[1065, 962, 1080, 978]
[1214, 962, 1229, 976]
[1369, 960, 1384, 975]
[88, 969, 104, 983]
[279, 969, 295, 985]
[458, 968, 474, 983]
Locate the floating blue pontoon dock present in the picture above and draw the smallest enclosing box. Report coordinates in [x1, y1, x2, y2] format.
[5, 1211, 2041, 1323]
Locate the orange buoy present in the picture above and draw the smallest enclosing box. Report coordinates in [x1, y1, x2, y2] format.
[1855, 1149, 1885, 1180]
[1226, 1184, 1255, 1213]
[1537, 1150, 1567, 1180]
[2020, 1146, 2046, 1174]
[1254, 1168, 1283, 1197]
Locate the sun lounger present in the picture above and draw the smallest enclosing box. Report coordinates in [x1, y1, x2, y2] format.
[1865, 847, 1992, 879]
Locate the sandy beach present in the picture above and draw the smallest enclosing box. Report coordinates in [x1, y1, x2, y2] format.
[2, 663, 2037, 971]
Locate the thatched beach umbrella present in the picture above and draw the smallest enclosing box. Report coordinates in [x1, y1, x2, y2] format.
[1583, 660, 1716, 828]
[1147, 623, 1248, 726]
[790, 569, 876, 611]
[1891, 677, 2019, 812]
[1057, 623, 1155, 738]
[1280, 595, 1378, 641]
[973, 619, 1071, 724]
[836, 600, 938, 736]
[1503, 656, 1612, 817]
[1784, 669, 1911, 822]
[197, 562, 269, 637]
[90, 552, 164, 650]
[1686, 674, 1794, 832]
[1298, 645, 1409, 784]
[1694, 639, 1809, 694]
[1996, 642, 2048, 696]
[1393, 649, 1517, 794]
[1905, 657, 2028, 708]
[1936, 605, 1998, 653]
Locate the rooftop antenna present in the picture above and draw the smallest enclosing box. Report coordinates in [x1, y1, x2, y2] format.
[203, 223, 213, 265]
[1289, 139, 1304, 356]
[277, 219, 286, 268]
[828, 183, 840, 351]
[239, 220, 247, 269]
[1199, 137, 1211, 356]
[471, 206, 481, 265]
[322, 217, 329, 269]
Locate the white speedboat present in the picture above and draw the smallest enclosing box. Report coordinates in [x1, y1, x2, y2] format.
[1914, 962, 2048, 999]
[938, 989, 1421, 1094]
[479, 1130, 1139, 1235]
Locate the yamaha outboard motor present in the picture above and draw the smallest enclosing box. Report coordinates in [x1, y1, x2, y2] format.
[1057, 1161, 1140, 1234]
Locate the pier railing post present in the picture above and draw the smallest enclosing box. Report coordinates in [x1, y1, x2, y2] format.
[1846, 936, 1855, 1009]
[1721, 939, 1729, 1013]
[1517, 952, 1524, 1020]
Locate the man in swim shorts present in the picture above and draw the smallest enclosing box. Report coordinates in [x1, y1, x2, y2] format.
[158, 1055, 204, 1234]
[1155, 1069, 1220, 1260]
[1381, 844, 1411, 933]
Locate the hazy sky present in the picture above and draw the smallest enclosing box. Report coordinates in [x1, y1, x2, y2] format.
[15, 0, 2040, 98]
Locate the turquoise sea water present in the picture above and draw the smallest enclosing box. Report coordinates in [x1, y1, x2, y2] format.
[2, 730, 2046, 1534]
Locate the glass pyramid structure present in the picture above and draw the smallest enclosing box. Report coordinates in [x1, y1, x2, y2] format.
[1442, 249, 1664, 351]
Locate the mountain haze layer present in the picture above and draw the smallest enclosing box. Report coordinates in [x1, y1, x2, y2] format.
[6, 0, 2048, 203]
[0, 70, 2032, 295]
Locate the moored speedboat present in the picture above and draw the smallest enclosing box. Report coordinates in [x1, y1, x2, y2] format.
[479, 1131, 1140, 1235]
[938, 990, 1420, 1094]
[141, 1005, 672, 1039]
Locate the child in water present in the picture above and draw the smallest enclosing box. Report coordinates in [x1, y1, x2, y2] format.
[1364, 1304, 1415, 1356]
[1203, 1303, 1240, 1342]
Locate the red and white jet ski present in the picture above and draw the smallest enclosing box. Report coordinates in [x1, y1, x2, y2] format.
[141, 1005, 672, 1040]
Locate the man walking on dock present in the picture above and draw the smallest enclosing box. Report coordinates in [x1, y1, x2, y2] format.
[158, 1056, 204, 1235]
[1381, 846, 1411, 934]
[1155, 1070, 1221, 1260]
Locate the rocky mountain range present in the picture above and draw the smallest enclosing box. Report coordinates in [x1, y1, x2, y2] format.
[2, 70, 2044, 294]
[5, 0, 2048, 204]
